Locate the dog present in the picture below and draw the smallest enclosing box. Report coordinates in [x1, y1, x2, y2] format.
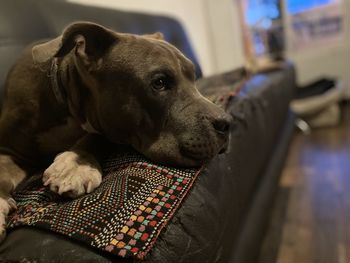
[0, 22, 232, 240]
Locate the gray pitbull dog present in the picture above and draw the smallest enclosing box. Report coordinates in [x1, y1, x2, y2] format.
[0, 22, 231, 239]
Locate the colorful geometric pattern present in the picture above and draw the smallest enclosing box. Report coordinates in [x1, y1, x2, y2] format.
[7, 149, 202, 260]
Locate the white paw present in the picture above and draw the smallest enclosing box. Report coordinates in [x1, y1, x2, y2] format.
[43, 151, 102, 198]
[0, 197, 16, 242]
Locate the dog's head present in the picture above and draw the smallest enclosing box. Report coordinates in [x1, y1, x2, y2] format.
[32, 22, 232, 167]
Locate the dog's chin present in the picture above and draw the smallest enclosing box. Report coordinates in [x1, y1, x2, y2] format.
[143, 150, 204, 168]
[136, 134, 228, 168]
[168, 155, 205, 168]
[178, 135, 229, 163]
[179, 147, 215, 165]
[136, 143, 203, 168]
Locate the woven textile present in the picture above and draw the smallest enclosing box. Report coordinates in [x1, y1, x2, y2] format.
[7, 149, 201, 260]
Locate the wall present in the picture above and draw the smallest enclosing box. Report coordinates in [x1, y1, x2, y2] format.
[284, 0, 350, 94]
[67, 0, 245, 76]
[204, 0, 245, 74]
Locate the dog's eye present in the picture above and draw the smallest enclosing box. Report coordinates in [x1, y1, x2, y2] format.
[152, 77, 167, 91]
[151, 75, 171, 91]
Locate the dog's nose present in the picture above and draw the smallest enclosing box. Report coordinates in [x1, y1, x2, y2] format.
[212, 114, 232, 136]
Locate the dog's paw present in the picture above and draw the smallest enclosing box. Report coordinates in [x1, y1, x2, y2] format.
[0, 197, 16, 242]
[43, 151, 102, 198]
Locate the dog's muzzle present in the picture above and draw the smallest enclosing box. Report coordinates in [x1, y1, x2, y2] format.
[179, 113, 232, 162]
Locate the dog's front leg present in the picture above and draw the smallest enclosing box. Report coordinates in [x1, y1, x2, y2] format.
[43, 134, 110, 198]
[0, 155, 26, 240]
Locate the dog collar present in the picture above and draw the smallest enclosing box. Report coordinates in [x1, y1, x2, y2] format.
[50, 57, 67, 105]
[50, 58, 100, 134]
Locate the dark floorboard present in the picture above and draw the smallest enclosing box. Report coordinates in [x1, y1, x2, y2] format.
[259, 103, 350, 263]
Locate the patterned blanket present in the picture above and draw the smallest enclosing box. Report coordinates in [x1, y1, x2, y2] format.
[7, 150, 201, 260]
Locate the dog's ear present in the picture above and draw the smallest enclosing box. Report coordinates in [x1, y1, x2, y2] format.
[143, 32, 164, 40]
[32, 36, 63, 64]
[32, 22, 117, 67]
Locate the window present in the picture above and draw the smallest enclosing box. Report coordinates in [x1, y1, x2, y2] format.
[239, 0, 284, 66]
[287, 0, 336, 15]
[286, 0, 344, 50]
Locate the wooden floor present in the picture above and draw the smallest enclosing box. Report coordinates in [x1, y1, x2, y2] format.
[259, 103, 350, 263]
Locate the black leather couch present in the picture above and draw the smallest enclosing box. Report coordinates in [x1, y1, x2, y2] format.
[0, 1, 296, 262]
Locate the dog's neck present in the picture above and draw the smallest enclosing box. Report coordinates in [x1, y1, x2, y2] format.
[50, 58, 67, 105]
[50, 57, 101, 134]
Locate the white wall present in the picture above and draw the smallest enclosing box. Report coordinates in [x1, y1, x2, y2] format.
[204, 0, 245, 73]
[68, 0, 245, 76]
[285, 1, 350, 92]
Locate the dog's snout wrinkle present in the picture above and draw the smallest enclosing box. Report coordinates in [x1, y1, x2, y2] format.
[179, 101, 194, 113]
